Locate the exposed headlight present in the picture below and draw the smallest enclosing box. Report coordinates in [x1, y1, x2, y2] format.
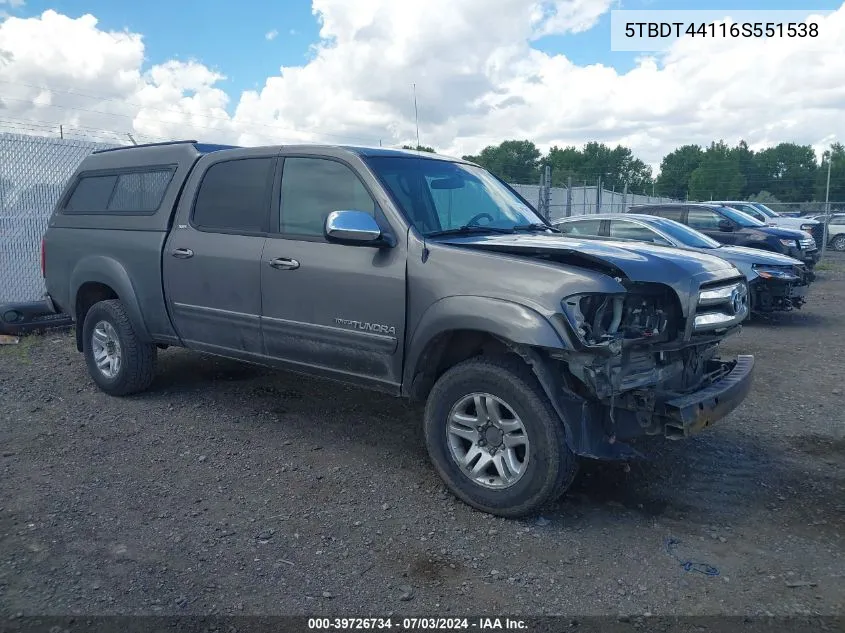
[779, 238, 798, 248]
[751, 264, 799, 280]
[561, 285, 678, 347]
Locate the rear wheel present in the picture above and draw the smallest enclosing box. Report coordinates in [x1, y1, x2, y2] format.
[423, 355, 578, 518]
[82, 299, 156, 396]
[832, 234, 845, 252]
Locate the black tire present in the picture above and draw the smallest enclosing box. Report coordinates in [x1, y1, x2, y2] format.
[423, 354, 578, 518]
[82, 299, 156, 396]
[832, 234, 845, 252]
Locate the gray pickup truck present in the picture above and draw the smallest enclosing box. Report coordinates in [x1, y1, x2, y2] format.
[38, 140, 754, 517]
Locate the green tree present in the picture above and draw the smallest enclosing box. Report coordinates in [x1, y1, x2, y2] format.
[655, 145, 703, 199]
[462, 140, 541, 184]
[752, 143, 817, 202]
[545, 145, 583, 186]
[749, 190, 782, 206]
[687, 141, 746, 200]
[545, 142, 652, 192]
[815, 142, 845, 202]
[732, 140, 760, 198]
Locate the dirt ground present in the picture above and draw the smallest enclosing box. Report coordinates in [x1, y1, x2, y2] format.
[1, 255, 844, 619]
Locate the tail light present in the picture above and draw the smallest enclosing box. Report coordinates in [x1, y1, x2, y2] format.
[40, 238, 46, 277]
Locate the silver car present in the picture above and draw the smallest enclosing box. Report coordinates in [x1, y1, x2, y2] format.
[553, 213, 813, 313]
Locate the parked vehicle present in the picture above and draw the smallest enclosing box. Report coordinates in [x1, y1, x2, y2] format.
[18, 141, 756, 518]
[628, 203, 820, 269]
[553, 213, 813, 313]
[710, 200, 824, 245]
[806, 213, 845, 251]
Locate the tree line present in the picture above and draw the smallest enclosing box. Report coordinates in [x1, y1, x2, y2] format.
[404, 140, 844, 203]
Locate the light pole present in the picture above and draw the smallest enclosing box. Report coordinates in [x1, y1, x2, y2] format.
[821, 151, 832, 259]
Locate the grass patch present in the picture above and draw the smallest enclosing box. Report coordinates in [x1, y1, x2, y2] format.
[0, 333, 40, 364]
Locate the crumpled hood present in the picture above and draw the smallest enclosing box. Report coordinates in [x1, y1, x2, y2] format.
[436, 233, 738, 282]
[710, 245, 805, 267]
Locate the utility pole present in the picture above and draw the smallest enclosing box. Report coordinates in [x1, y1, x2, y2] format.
[59, 125, 63, 139]
[412, 83, 420, 150]
[822, 152, 832, 259]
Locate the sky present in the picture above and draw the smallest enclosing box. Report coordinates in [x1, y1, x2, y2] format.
[0, 0, 843, 171]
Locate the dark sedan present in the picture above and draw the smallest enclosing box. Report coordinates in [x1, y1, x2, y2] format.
[628, 203, 820, 269]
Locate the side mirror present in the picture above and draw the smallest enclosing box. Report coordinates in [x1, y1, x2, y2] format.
[325, 210, 390, 247]
[717, 219, 735, 232]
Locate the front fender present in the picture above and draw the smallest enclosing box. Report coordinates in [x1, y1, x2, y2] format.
[403, 295, 572, 388]
[69, 255, 152, 343]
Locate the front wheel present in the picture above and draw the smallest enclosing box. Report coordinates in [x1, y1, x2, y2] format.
[423, 355, 578, 518]
[831, 234, 845, 252]
[82, 299, 157, 396]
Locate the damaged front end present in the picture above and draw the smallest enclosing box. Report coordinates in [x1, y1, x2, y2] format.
[533, 278, 754, 460]
[749, 263, 812, 312]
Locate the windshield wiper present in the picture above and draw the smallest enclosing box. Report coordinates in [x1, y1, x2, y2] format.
[426, 225, 515, 237]
[512, 222, 560, 233]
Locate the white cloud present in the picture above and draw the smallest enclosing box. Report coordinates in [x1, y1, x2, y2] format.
[1, 3, 844, 169]
[265, 29, 278, 41]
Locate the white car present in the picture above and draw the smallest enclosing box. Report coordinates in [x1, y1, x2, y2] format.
[807, 213, 845, 251]
[710, 201, 822, 239]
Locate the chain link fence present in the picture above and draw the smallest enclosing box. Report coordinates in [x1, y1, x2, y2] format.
[510, 182, 677, 221]
[0, 133, 120, 303]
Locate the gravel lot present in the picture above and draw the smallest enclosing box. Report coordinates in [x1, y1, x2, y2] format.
[1, 255, 844, 618]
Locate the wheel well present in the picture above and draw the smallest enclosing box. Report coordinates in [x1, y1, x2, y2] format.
[74, 282, 118, 351]
[407, 329, 513, 402]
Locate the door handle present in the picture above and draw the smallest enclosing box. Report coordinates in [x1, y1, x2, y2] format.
[269, 257, 300, 270]
[172, 248, 194, 259]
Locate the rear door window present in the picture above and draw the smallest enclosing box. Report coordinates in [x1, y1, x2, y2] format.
[642, 206, 684, 222]
[609, 219, 665, 243]
[192, 158, 276, 233]
[558, 218, 602, 236]
[687, 208, 724, 230]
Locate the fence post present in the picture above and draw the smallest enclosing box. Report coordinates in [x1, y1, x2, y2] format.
[543, 165, 551, 221]
[595, 177, 602, 214]
[566, 176, 572, 217]
[621, 182, 628, 213]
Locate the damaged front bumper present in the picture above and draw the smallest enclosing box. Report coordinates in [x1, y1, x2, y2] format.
[537, 350, 755, 461]
[660, 355, 755, 438]
[749, 276, 810, 312]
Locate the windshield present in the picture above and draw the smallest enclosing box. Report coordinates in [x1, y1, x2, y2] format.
[716, 205, 767, 227]
[750, 202, 779, 217]
[364, 156, 546, 236]
[650, 217, 722, 248]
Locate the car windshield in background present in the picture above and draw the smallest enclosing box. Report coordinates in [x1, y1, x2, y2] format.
[365, 156, 546, 236]
[650, 217, 722, 249]
[750, 202, 780, 217]
[717, 206, 767, 227]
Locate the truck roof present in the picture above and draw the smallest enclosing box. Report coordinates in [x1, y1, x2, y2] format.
[86, 139, 469, 165]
